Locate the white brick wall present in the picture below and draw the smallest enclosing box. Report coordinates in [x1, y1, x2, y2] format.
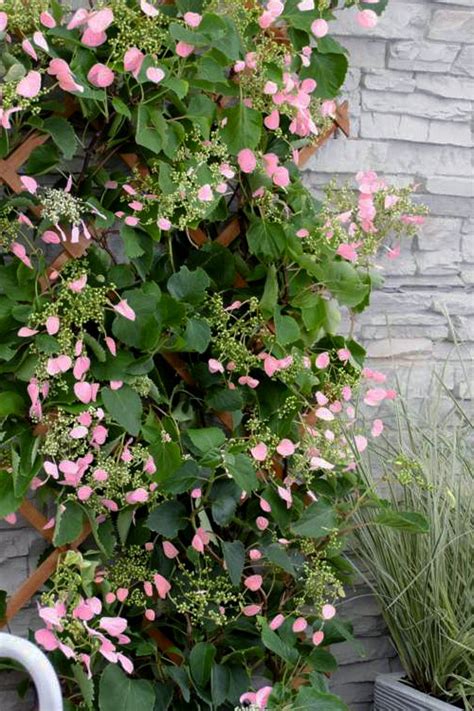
[305, 2, 473, 708]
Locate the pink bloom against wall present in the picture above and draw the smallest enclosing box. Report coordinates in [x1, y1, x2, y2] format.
[0, 1, 427, 709]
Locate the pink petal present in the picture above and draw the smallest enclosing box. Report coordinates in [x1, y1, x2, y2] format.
[175, 41, 194, 58]
[237, 148, 257, 174]
[244, 574, 263, 592]
[356, 9, 378, 29]
[312, 630, 325, 646]
[40, 11, 56, 28]
[87, 63, 115, 88]
[276, 439, 295, 457]
[17, 71, 42, 98]
[315, 352, 330, 369]
[18, 327, 38, 337]
[269, 614, 285, 630]
[153, 573, 171, 599]
[311, 19, 328, 38]
[88, 8, 114, 33]
[163, 541, 179, 559]
[322, 603, 336, 620]
[113, 299, 136, 321]
[141, 0, 159, 17]
[146, 66, 165, 83]
[99, 616, 128, 637]
[68, 275, 88, 292]
[292, 617, 307, 633]
[35, 629, 59, 651]
[42, 229, 61, 244]
[183, 12, 202, 28]
[264, 109, 280, 130]
[22, 40, 37, 61]
[371, 419, 384, 437]
[0, 12, 8, 32]
[81, 28, 107, 47]
[242, 604, 262, 617]
[46, 316, 60, 335]
[250, 442, 267, 462]
[256, 516, 269, 531]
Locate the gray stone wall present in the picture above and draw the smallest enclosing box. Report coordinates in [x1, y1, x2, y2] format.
[305, 2, 473, 708]
[1, 1, 472, 710]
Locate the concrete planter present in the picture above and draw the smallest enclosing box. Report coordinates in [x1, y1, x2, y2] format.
[374, 674, 458, 710]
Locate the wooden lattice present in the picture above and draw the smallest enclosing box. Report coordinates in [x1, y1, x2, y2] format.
[0, 101, 349, 662]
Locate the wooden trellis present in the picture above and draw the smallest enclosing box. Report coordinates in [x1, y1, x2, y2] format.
[0, 100, 349, 663]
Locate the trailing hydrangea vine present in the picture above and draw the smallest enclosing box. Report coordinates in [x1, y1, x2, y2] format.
[0, 1, 427, 709]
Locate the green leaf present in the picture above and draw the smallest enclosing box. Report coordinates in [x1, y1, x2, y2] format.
[99, 665, 155, 711]
[112, 97, 132, 119]
[0, 470, 22, 518]
[135, 104, 164, 154]
[295, 686, 349, 710]
[263, 543, 295, 576]
[188, 427, 226, 454]
[42, 117, 77, 159]
[25, 143, 60, 174]
[308, 648, 338, 673]
[221, 540, 245, 586]
[291, 500, 337, 539]
[211, 664, 231, 707]
[274, 307, 300, 345]
[0, 589, 6, 619]
[301, 51, 348, 99]
[189, 642, 216, 688]
[167, 667, 190, 702]
[225, 453, 258, 492]
[121, 225, 145, 259]
[53, 501, 84, 546]
[221, 104, 262, 154]
[375, 510, 429, 533]
[73, 663, 94, 710]
[247, 220, 286, 260]
[167, 266, 210, 305]
[315, 260, 370, 308]
[260, 619, 299, 665]
[0, 391, 25, 417]
[146, 501, 187, 538]
[260, 265, 279, 318]
[112, 284, 162, 350]
[102, 385, 143, 437]
[184, 318, 211, 353]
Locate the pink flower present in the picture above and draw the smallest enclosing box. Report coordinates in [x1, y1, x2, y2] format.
[249, 549, 262, 561]
[316, 352, 330, 369]
[77, 485, 93, 502]
[238, 148, 257, 174]
[0, 12, 8, 32]
[197, 184, 213, 202]
[163, 541, 179, 559]
[70, 426, 88, 440]
[88, 63, 115, 88]
[176, 41, 195, 58]
[315, 407, 334, 422]
[47, 355, 72, 376]
[208, 358, 224, 374]
[33, 32, 48, 52]
[18, 327, 38, 337]
[183, 12, 202, 28]
[45, 316, 60, 335]
[311, 19, 328, 38]
[73, 597, 101, 620]
[355, 435, 368, 452]
[277, 486, 293, 509]
[16, 71, 42, 98]
[157, 217, 171, 230]
[256, 516, 269, 531]
[312, 630, 325, 646]
[82, 28, 107, 47]
[292, 617, 307, 633]
[124, 47, 145, 77]
[264, 109, 280, 130]
[145, 609, 155, 621]
[191, 488, 202, 499]
[146, 67, 165, 83]
[244, 575, 263, 592]
[371, 419, 384, 437]
[272, 166, 290, 188]
[154, 573, 171, 599]
[117, 588, 129, 602]
[20, 176, 38, 194]
[74, 382, 98, 404]
[337, 348, 351, 363]
[337, 242, 359, 262]
[105, 336, 117, 356]
[11, 242, 32, 269]
[99, 616, 128, 637]
[192, 527, 210, 553]
[141, 0, 159, 17]
[113, 299, 136, 321]
[40, 11, 56, 28]
[68, 274, 88, 292]
[35, 629, 59, 652]
[357, 9, 378, 29]
[364, 387, 389, 407]
[310, 456, 334, 471]
[269, 614, 285, 630]
[322, 603, 336, 620]
[251, 442, 268, 462]
[242, 604, 262, 617]
[276, 439, 295, 457]
[125, 488, 149, 505]
[88, 8, 114, 33]
[73, 355, 91, 380]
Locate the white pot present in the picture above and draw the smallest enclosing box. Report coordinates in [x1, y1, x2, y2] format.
[374, 674, 459, 710]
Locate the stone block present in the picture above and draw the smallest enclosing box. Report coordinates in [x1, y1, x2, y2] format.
[334, 36, 387, 69]
[416, 193, 474, 218]
[452, 45, 474, 78]
[0, 529, 37, 564]
[388, 40, 460, 73]
[332, 4, 430, 40]
[334, 637, 398, 666]
[364, 70, 415, 93]
[417, 217, 463, 251]
[432, 292, 473, 316]
[329, 680, 376, 704]
[367, 338, 433, 359]
[360, 113, 472, 146]
[415, 250, 462, 275]
[429, 10, 474, 42]
[362, 90, 472, 121]
[0, 557, 28, 594]
[426, 176, 474, 197]
[416, 73, 474, 100]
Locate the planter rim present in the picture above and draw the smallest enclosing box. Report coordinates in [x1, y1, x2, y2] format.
[374, 673, 459, 710]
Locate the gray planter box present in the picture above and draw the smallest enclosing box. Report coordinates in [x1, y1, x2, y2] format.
[374, 673, 457, 710]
